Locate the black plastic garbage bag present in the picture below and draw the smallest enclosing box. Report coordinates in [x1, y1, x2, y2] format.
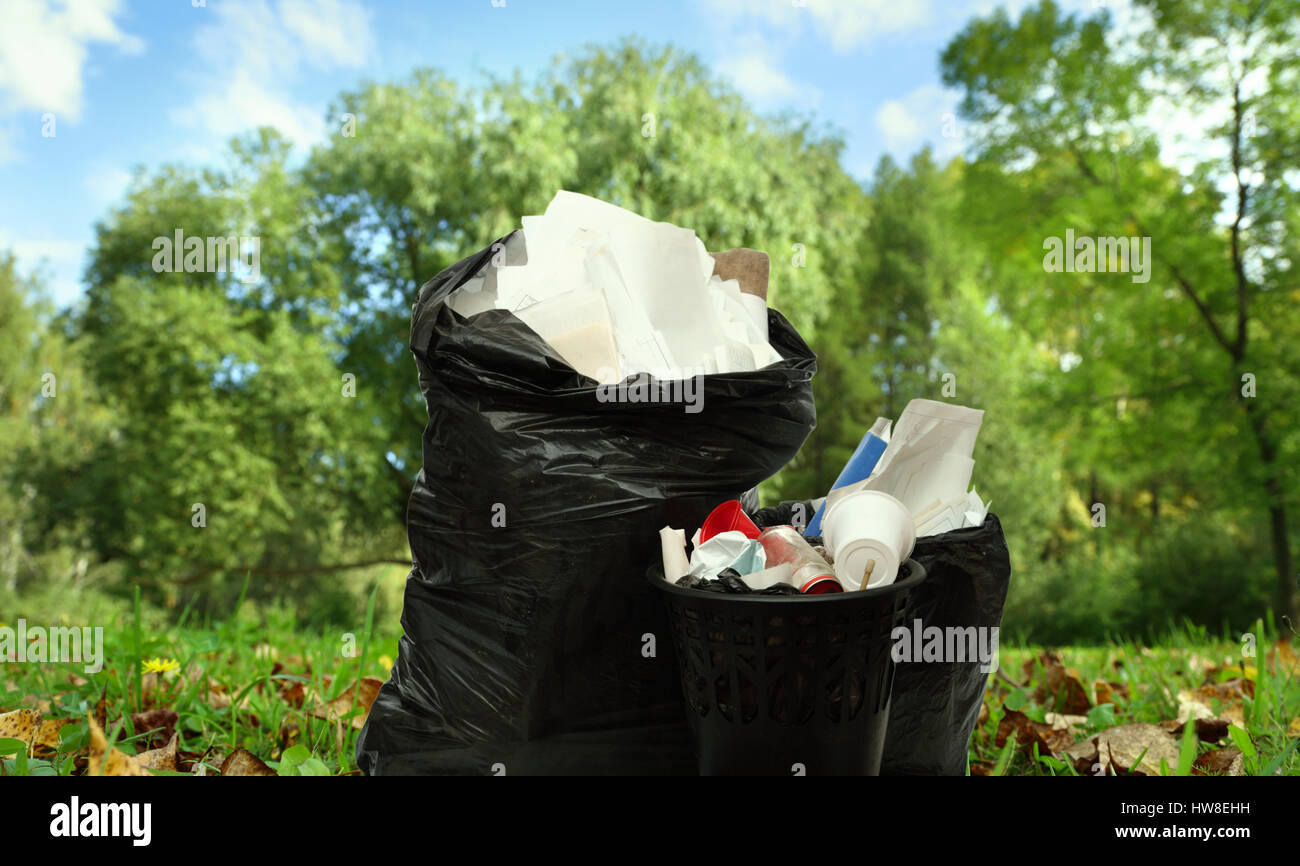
[749, 501, 1012, 775]
[356, 232, 818, 775]
[675, 568, 802, 596]
[884, 514, 1011, 775]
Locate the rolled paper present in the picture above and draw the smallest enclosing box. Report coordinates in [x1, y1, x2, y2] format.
[659, 526, 690, 582]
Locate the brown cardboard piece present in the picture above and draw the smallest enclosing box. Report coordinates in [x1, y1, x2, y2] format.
[709, 248, 769, 301]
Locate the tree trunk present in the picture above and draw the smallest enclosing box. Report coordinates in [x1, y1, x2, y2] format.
[1243, 399, 1297, 628]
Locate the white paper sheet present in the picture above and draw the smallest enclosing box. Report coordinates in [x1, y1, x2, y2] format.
[829, 399, 983, 516]
[447, 191, 784, 381]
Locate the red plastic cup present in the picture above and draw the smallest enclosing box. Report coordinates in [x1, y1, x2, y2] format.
[699, 500, 761, 544]
[798, 573, 843, 594]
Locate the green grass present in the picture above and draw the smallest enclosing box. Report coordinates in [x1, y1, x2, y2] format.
[3, 593, 1297, 776]
[975, 621, 1300, 776]
[1, 579, 401, 777]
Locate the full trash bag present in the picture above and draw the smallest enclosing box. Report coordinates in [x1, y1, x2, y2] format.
[883, 513, 1011, 775]
[749, 502, 1012, 775]
[356, 232, 818, 775]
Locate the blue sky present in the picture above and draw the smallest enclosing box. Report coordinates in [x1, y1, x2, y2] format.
[1, 0, 1101, 307]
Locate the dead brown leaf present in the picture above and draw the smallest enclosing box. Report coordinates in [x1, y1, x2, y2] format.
[1192, 747, 1245, 776]
[996, 708, 1075, 758]
[1044, 712, 1088, 732]
[280, 680, 307, 708]
[1025, 651, 1092, 715]
[1093, 679, 1129, 706]
[1177, 678, 1251, 727]
[135, 733, 179, 772]
[129, 708, 178, 751]
[20, 694, 52, 713]
[0, 707, 41, 747]
[1158, 717, 1229, 742]
[32, 718, 75, 755]
[94, 686, 107, 730]
[206, 683, 260, 727]
[87, 713, 149, 777]
[1267, 639, 1298, 673]
[220, 748, 275, 776]
[309, 676, 383, 730]
[1065, 723, 1180, 776]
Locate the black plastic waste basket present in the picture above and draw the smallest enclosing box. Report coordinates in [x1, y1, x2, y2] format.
[651, 559, 927, 775]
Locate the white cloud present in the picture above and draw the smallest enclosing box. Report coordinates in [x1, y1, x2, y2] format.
[715, 48, 820, 109]
[83, 163, 132, 210]
[875, 83, 961, 158]
[0, 234, 88, 306]
[171, 0, 375, 149]
[0, 0, 142, 122]
[706, 0, 934, 52]
[280, 0, 372, 67]
[0, 123, 20, 166]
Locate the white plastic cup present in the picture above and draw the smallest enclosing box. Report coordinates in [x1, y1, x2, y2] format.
[821, 491, 916, 591]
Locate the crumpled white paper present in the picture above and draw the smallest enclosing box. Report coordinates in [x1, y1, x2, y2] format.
[448, 191, 781, 381]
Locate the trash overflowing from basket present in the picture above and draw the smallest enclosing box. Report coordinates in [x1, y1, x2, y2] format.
[357, 190, 1013, 777]
[650, 395, 1000, 774]
[659, 397, 991, 595]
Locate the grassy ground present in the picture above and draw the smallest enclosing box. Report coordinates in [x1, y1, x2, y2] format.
[3, 589, 1297, 775]
[977, 628, 1300, 776]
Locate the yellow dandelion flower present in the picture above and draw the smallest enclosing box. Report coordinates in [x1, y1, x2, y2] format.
[142, 657, 180, 675]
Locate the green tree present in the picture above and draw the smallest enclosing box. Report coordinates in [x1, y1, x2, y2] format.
[64, 133, 402, 614]
[942, 0, 1300, 622]
[306, 38, 868, 503]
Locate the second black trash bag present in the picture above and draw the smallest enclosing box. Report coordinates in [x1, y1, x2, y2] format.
[356, 232, 818, 775]
[881, 514, 1011, 775]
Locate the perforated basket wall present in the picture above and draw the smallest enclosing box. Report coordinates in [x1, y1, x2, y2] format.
[655, 559, 926, 775]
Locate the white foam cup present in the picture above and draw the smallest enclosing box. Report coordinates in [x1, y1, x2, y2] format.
[821, 490, 916, 591]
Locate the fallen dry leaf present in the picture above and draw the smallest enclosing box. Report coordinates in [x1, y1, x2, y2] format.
[94, 686, 107, 730]
[0, 707, 41, 747]
[969, 760, 994, 776]
[32, 718, 75, 755]
[129, 708, 178, 751]
[996, 708, 1075, 758]
[1093, 679, 1129, 706]
[280, 680, 307, 708]
[220, 748, 275, 776]
[1177, 678, 1251, 727]
[1267, 639, 1298, 673]
[309, 676, 383, 730]
[1065, 723, 1180, 776]
[20, 694, 52, 713]
[135, 733, 179, 772]
[1025, 651, 1092, 715]
[1044, 712, 1088, 732]
[87, 713, 149, 777]
[1193, 747, 1245, 776]
[208, 683, 253, 712]
[1158, 717, 1229, 742]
